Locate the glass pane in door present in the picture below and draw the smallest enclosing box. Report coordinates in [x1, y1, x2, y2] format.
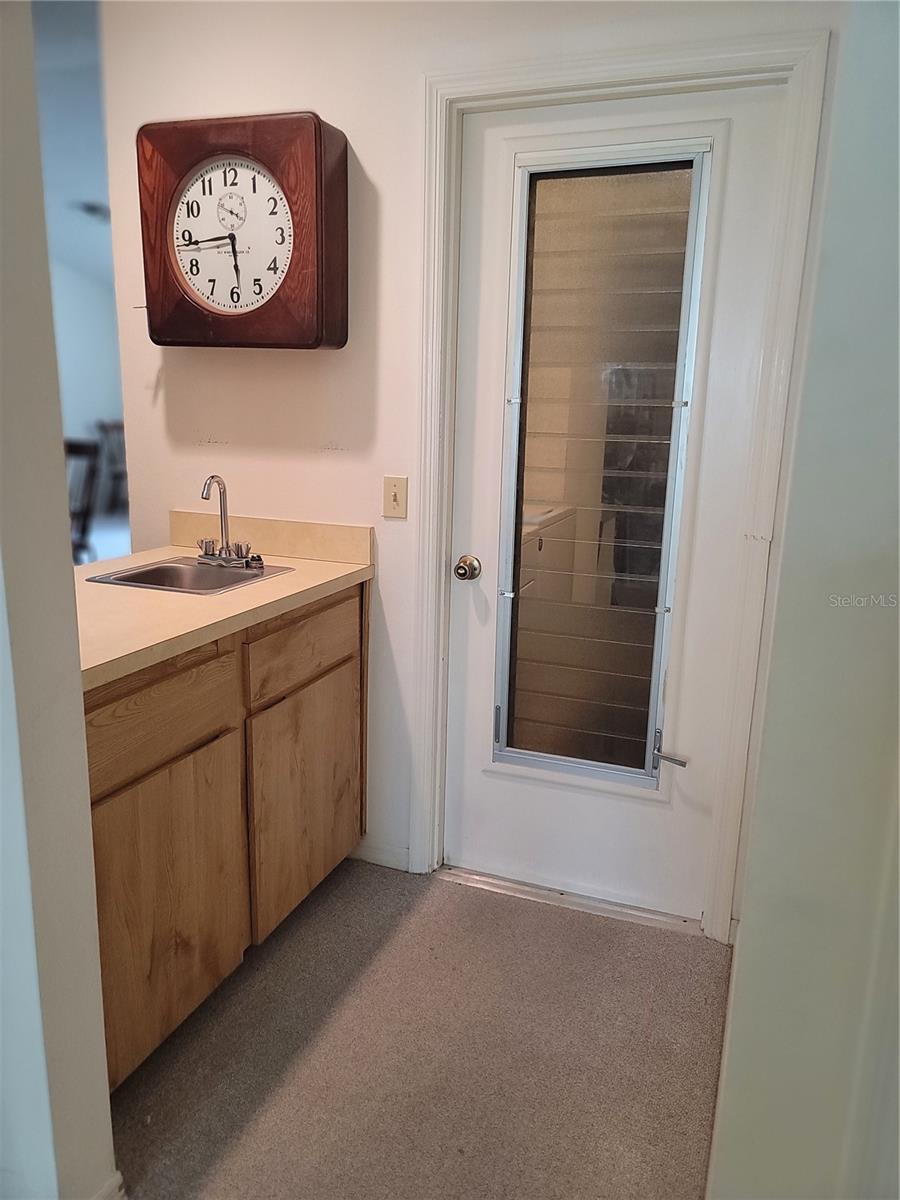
[506, 162, 694, 771]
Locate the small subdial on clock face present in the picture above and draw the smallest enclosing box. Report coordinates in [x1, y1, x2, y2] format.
[217, 191, 246, 231]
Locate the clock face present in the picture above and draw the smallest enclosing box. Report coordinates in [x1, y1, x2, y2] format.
[170, 155, 294, 314]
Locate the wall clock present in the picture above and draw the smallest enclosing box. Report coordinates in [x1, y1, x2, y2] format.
[136, 112, 348, 349]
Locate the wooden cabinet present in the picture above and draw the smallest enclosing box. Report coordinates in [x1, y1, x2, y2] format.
[248, 657, 361, 942]
[84, 648, 243, 801]
[91, 731, 249, 1088]
[246, 593, 360, 709]
[84, 582, 369, 1087]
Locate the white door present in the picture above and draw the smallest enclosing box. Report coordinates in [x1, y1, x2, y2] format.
[444, 84, 789, 925]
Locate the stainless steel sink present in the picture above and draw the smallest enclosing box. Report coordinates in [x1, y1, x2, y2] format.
[87, 556, 293, 596]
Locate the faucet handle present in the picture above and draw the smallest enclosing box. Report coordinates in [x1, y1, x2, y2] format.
[232, 540, 252, 559]
[197, 537, 218, 556]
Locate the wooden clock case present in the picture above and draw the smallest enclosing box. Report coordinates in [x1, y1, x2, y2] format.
[136, 112, 348, 349]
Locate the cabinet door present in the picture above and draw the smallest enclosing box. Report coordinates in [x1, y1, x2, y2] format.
[91, 730, 249, 1087]
[248, 657, 361, 943]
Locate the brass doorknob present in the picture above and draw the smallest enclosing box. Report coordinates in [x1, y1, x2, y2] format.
[453, 554, 482, 581]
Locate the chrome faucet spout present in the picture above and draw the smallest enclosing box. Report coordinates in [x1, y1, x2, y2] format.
[201, 474, 230, 554]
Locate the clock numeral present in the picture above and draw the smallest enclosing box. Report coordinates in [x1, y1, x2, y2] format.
[181, 229, 194, 244]
[275, 226, 285, 245]
[253, 278, 263, 296]
[189, 259, 200, 276]
[201, 176, 213, 196]
[223, 166, 238, 187]
[207, 279, 216, 296]
[185, 199, 200, 219]
[266, 257, 278, 274]
[230, 286, 241, 304]
[267, 196, 278, 216]
[251, 175, 257, 194]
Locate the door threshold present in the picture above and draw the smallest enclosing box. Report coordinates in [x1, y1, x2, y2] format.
[437, 866, 702, 936]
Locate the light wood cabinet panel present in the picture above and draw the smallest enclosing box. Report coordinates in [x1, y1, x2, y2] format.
[248, 657, 361, 942]
[91, 730, 249, 1088]
[246, 595, 359, 710]
[85, 652, 243, 801]
[85, 583, 368, 1087]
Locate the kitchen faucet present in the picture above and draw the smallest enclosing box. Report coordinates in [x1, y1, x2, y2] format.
[201, 474, 232, 555]
[198, 475, 259, 567]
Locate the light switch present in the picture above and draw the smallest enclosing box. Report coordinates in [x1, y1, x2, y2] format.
[383, 475, 408, 519]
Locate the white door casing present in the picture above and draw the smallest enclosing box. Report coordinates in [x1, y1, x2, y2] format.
[412, 35, 828, 942]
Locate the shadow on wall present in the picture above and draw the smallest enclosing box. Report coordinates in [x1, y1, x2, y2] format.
[160, 149, 379, 456]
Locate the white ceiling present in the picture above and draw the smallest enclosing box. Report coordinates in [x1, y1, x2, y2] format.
[32, 0, 116, 287]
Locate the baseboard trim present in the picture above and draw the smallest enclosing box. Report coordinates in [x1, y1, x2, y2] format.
[437, 866, 703, 935]
[92, 1170, 126, 1200]
[352, 838, 409, 872]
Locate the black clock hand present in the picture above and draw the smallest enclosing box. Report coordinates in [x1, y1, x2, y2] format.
[178, 235, 232, 249]
[229, 233, 240, 289]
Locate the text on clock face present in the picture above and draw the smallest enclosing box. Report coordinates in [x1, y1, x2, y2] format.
[171, 155, 294, 314]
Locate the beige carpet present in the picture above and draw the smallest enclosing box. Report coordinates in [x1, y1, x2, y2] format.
[112, 861, 730, 1200]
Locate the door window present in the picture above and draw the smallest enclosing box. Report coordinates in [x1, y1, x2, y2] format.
[500, 162, 696, 774]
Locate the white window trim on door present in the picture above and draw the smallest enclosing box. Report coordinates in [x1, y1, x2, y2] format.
[492, 138, 711, 788]
[411, 32, 829, 943]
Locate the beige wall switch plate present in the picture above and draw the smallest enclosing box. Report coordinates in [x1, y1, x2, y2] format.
[383, 476, 408, 519]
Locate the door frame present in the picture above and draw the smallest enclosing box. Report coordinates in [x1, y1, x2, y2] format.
[411, 31, 829, 943]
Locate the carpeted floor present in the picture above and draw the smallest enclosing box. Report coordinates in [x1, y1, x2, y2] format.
[112, 861, 731, 1200]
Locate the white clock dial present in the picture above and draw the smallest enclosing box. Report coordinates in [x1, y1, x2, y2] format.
[170, 155, 293, 313]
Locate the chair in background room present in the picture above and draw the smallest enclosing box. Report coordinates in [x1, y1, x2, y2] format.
[64, 438, 101, 563]
[97, 419, 128, 513]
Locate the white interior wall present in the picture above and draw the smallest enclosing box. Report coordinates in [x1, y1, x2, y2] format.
[0, 567, 57, 1200]
[707, 4, 898, 1196]
[0, 5, 119, 1198]
[100, 0, 849, 872]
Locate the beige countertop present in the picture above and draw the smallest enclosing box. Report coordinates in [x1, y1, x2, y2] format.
[75, 544, 374, 692]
